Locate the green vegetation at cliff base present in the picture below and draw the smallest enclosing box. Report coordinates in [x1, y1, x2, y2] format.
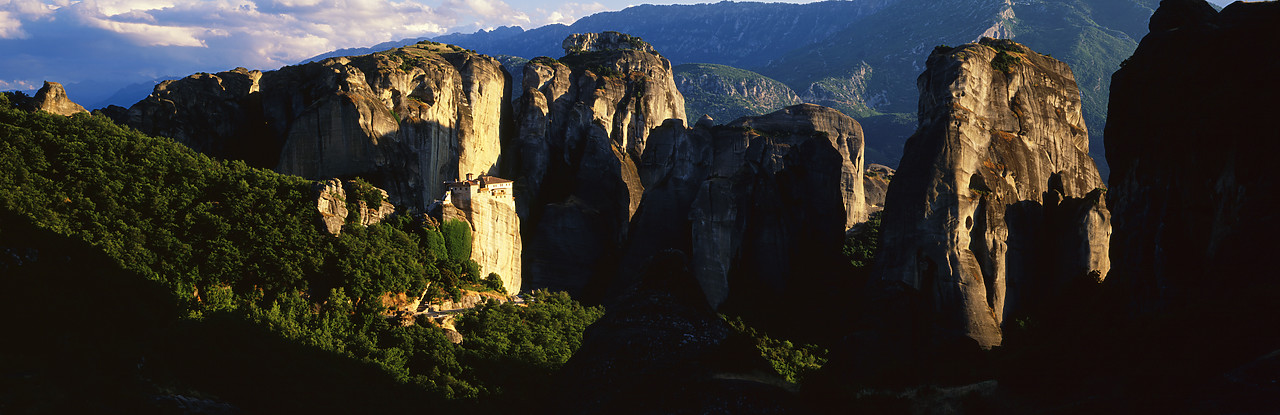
[0, 93, 604, 412]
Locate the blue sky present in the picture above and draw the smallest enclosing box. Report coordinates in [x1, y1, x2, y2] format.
[1, 0, 769, 104]
[0, 0, 1238, 106]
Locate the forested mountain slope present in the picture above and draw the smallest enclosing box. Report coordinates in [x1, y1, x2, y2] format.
[0, 95, 602, 412]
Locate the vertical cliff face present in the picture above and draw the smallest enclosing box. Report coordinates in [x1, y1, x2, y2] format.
[442, 177, 523, 293]
[871, 39, 1109, 349]
[127, 42, 511, 211]
[513, 32, 686, 296]
[621, 104, 866, 308]
[127, 68, 274, 166]
[1105, 1, 1280, 311]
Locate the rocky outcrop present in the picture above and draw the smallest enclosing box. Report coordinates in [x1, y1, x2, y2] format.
[441, 175, 522, 293]
[127, 68, 276, 166]
[314, 179, 350, 235]
[863, 164, 894, 213]
[312, 179, 395, 236]
[870, 39, 1109, 349]
[513, 33, 685, 296]
[420, 289, 511, 313]
[619, 103, 867, 308]
[1105, 1, 1280, 311]
[561, 31, 657, 55]
[347, 182, 395, 227]
[127, 42, 512, 211]
[30, 81, 87, 116]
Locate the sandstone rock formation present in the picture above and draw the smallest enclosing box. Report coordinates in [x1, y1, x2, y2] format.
[347, 181, 396, 227]
[314, 179, 349, 235]
[440, 175, 522, 293]
[1105, 0, 1280, 311]
[512, 32, 685, 296]
[870, 38, 1110, 349]
[127, 68, 278, 167]
[620, 103, 867, 308]
[311, 178, 395, 236]
[561, 31, 657, 55]
[863, 163, 894, 213]
[30, 81, 87, 116]
[127, 42, 512, 211]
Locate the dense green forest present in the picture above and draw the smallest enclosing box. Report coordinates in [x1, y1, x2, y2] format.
[0, 94, 604, 412]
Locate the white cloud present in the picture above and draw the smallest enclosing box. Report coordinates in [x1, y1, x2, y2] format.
[440, 0, 530, 28]
[3, 0, 57, 17]
[4, 0, 458, 68]
[0, 0, 636, 104]
[78, 14, 209, 46]
[0, 0, 59, 38]
[0, 78, 39, 90]
[0, 10, 25, 37]
[537, 2, 606, 26]
[85, 0, 177, 16]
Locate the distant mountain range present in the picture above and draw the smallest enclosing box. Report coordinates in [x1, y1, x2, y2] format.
[296, 0, 1164, 172]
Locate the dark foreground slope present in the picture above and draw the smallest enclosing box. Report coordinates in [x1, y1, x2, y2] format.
[0, 96, 603, 413]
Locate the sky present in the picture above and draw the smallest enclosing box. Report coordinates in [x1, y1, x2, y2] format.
[0, 0, 761, 104]
[0, 0, 1239, 106]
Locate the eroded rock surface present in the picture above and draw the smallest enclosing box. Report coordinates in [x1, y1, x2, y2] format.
[441, 176, 522, 293]
[513, 32, 685, 296]
[314, 179, 349, 235]
[1105, 1, 1280, 311]
[561, 31, 658, 55]
[311, 179, 395, 236]
[127, 43, 512, 211]
[870, 39, 1110, 349]
[863, 163, 894, 213]
[620, 103, 867, 308]
[31, 81, 87, 116]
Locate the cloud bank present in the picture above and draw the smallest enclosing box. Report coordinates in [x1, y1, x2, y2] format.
[0, 0, 616, 106]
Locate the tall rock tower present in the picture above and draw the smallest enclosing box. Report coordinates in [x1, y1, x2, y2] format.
[871, 38, 1110, 349]
[621, 104, 867, 308]
[127, 42, 512, 211]
[442, 174, 522, 293]
[512, 32, 686, 296]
